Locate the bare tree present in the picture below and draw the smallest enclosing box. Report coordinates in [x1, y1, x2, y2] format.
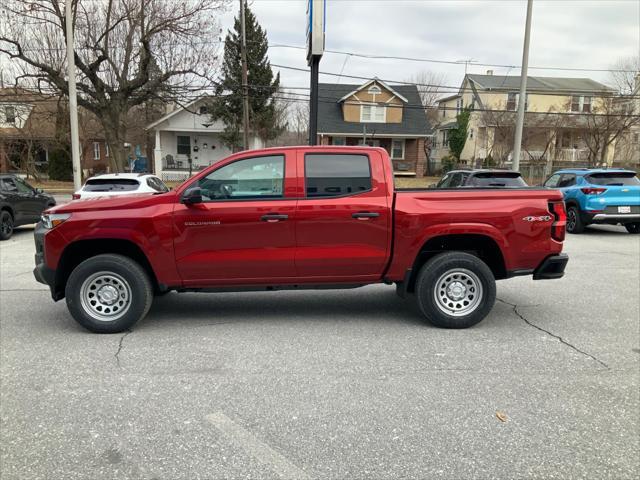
[0, 0, 228, 171]
[608, 56, 640, 95]
[573, 96, 640, 166]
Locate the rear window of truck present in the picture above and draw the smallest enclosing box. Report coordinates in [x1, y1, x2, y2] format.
[586, 172, 639, 186]
[468, 172, 527, 187]
[84, 179, 140, 192]
[304, 154, 372, 198]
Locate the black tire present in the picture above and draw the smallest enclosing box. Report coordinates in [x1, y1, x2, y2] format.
[65, 254, 153, 333]
[0, 210, 14, 240]
[414, 252, 496, 329]
[566, 206, 585, 234]
[625, 223, 640, 234]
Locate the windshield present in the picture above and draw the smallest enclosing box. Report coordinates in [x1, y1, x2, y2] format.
[586, 172, 639, 186]
[84, 178, 140, 192]
[468, 173, 527, 187]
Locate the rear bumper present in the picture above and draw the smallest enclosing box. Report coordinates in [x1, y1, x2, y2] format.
[592, 213, 640, 223]
[533, 253, 568, 280]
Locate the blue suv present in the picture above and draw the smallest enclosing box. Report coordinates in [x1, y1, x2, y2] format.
[543, 169, 640, 234]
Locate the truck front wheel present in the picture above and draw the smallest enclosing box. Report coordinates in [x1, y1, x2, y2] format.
[65, 254, 153, 333]
[415, 252, 496, 329]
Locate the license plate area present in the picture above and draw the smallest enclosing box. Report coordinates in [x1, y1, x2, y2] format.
[618, 206, 631, 214]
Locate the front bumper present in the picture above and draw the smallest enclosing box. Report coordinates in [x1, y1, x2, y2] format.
[533, 253, 569, 280]
[33, 222, 61, 300]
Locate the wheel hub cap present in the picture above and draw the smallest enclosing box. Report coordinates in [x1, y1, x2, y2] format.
[433, 268, 483, 317]
[80, 271, 132, 322]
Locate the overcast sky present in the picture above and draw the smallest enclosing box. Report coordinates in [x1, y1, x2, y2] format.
[219, 0, 640, 94]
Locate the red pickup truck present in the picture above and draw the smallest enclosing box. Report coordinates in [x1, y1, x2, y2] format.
[34, 146, 568, 333]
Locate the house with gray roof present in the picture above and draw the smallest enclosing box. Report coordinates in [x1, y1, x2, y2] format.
[317, 79, 432, 176]
[431, 71, 632, 170]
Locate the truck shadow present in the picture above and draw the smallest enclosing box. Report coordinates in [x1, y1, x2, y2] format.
[142, 287, 427, 329]
[579, 225, 631, 235]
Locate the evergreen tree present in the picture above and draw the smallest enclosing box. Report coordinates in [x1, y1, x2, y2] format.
[211, 5, 283, 150]
[449, 108, 471, 160]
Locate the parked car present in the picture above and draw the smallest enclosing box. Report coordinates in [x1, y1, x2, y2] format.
[433, 169, 528, 188]
[0, 174, 56, 240]
[72, 173, 169, 199]
[543, 169, 640, 234]
[34, 146, 568, 333]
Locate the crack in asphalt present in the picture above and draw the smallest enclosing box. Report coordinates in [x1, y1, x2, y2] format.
[497, 298, 610, 369]
[114, 330, 131, 368]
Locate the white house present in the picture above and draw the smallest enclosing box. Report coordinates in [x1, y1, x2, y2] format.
[147, 97, 263, 181]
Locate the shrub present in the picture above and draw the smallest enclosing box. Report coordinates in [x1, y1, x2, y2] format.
[48, 149, 72, 181]
[441, 155, 456, 173]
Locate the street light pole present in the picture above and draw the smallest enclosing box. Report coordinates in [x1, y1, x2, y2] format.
[512, 0, 533, 172]
[240, 0, 250, 151]
[65, 0, 82, 190]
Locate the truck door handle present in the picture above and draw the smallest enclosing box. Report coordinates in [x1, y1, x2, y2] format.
[261, 213, 288, 222]
[352, 212, 380, 219]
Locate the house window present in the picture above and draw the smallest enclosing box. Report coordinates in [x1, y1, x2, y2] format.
[361, 104, 386, 123]
[332, 137, 346, 146]
[571, 95, 591, 113]
[440, 104, 446, 118]
[507, 93, 517, 111]
[93, 142, 100, 160]
[391, 139, 405, 159]
[469, 129, 474, 140]
[367, 85, 381, 95]
[456, 98, 463, 114]
[199, 105, 209, 115]
[105, 143, 109, 157]
[633, 133, 639, 144]
[177, 135, 191, 155]
[442, 130, 450, 147]
[5, 106, 16, 124]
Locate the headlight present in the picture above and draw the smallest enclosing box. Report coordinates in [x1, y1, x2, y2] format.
[41, 213, 71, 229]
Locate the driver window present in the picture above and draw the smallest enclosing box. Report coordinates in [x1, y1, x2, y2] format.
[544, 174, 561, 188]
[196, 155, 284, 201]
[14, 178, 34, 194]
[1, 178, 18, 192]
[437, 174, 451, 188]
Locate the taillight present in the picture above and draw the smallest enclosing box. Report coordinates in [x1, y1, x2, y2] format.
[580, 187, 606, 195]
[549, 201, 566, 242]
[72, 193, 80, 200]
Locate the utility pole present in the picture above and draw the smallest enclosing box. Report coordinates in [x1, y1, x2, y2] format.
[512, 0, 533, 172]
[307, 0, 325, 146]
[65, 0, 82, 190]
[240, 0, 250, 151]
[308, 56, 319, 145]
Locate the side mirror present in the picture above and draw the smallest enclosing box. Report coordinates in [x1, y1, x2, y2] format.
[35, 188, 44, 194]
[182, 187, 203, 205]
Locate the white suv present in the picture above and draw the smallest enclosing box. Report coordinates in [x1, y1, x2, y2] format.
[73, 173, 169, 199]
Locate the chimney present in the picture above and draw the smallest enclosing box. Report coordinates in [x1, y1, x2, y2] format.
[486, 69, 494, 76]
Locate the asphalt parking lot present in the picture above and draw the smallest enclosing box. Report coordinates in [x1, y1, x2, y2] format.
[1, 219, 638, 479]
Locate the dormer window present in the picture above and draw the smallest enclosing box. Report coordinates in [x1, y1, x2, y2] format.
[361, 104, 386, 122]
[5, 106, 16, 124]
[368, 84, 382, 95]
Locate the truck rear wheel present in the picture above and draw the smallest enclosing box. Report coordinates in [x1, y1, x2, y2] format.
[415, 252, 496, 329]
[625, 223, 640, 234]
[65, 254, 153, 333]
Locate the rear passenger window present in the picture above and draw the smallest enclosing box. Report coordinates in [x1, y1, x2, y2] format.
[304, 154, 372, 198]
[84, 179, 139, 191]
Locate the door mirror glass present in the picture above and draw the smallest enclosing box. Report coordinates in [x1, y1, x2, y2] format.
[35, 188, 44, 194]
[182, 187, 203, 205]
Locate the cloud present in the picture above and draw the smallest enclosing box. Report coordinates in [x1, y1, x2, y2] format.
[221, 0, 639, 89]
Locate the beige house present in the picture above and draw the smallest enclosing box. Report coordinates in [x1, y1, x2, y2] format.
[317, 79, 432, 176]
[432, 73, 638, 171]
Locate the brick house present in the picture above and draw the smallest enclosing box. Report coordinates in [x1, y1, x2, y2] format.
[317, 79, 433, 176]
[0, 87, 110, 176]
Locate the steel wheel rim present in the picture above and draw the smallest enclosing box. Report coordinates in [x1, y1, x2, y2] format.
[80, 271, 132, 322]
[567, 209, 576, 231]
[433, 268, 483, 317]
